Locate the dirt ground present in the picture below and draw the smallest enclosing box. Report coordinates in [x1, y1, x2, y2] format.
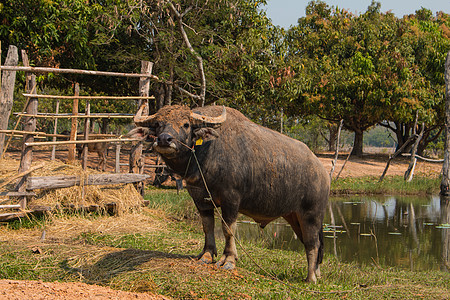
[0, 279, 169, 300]
[0, 147, 444, 299]
[318, 152, 442, 179]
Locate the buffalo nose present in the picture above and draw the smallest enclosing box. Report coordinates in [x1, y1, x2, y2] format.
[157, 133, 174, 146]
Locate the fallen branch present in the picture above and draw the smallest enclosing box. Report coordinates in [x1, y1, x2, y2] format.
[329, 119, 343, 181]
[404, 123, 425, 182]
[379, 135, 417, 182]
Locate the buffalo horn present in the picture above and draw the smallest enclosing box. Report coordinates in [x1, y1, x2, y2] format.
[134, 103, 156, 126]
[190, 106, 227, 125]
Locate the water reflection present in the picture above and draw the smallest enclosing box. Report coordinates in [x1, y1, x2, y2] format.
[235, 195, 450, 272]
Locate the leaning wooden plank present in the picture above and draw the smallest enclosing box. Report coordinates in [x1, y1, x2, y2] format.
[0, 212, 28, 222]
[0, 162, 46, 190]
[0, 206, 51, 222]
[27, 173, 151, 190]
[0, 204, 21, 209]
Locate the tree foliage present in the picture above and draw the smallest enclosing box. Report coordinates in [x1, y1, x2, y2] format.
[1, 0, 449, 156]
[283, 1, 450, 156]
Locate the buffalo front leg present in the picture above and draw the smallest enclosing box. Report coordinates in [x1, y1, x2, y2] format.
[197, 209, 217, 264]
[216, 215, 238, 270]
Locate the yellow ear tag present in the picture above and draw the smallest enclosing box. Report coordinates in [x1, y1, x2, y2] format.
[195, 138, 203, 146]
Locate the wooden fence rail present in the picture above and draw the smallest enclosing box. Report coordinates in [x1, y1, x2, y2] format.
[22, 94, 155, 100]
[0, 65, 159, 79]
[14, 113, 134, 119]
[25, 138, 138, 147]
[0, 47, 156, 217]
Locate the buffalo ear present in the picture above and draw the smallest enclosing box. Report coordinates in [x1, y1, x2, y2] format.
[193, 127, 219, 142]
[127, 127, 156, 143]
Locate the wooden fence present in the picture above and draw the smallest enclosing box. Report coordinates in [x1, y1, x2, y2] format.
[0, 45, 159, 219]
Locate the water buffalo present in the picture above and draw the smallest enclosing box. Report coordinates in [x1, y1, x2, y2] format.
[75, 136, 109, 172]
[128, 105, 329, 283]
[61, 130, 109, 171]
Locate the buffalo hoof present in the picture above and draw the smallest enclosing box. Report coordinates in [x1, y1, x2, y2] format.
[303, 275, 317, 284]
[220, 261, 235, 270]
[215, 255, 236, 270]
[197, 252, 213, 265]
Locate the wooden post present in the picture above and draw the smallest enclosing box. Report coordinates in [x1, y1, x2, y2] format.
[82, 99, 90, 170]
[51, 99, 60, 160]
[441, 50, 450, 196]
[115, 143, 121, 173]
[16, 74, 38, 209]
[130, 61, 153, 195]
[67, 83, 79, 162]
[0, 45, 19, 157]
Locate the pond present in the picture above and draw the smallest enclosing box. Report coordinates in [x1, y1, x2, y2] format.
[234, 195, 450, 272]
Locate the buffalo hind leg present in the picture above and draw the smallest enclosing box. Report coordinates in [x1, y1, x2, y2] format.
[284, 212, 322, 283]
[97, 151, 107, 171]
[197, 209, 217, 264]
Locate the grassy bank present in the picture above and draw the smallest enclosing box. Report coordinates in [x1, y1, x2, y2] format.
[331, 175, 440, 195]
[0, 188, 448, 299]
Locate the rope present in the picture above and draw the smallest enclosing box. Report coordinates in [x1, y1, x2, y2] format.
[176, 139, 357, 295]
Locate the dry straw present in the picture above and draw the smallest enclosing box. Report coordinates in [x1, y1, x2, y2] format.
[0, 157, 143, 215]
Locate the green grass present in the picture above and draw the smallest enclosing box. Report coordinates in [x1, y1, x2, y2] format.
[331, 175, 440, 195]
[0, 185, 448, 299]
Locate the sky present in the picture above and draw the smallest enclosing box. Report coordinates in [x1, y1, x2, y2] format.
[264, 0, 450, 28]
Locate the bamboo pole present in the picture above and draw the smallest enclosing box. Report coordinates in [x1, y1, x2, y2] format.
[22, 94, 155, 100]
[81, 99, 90, 170]
[1, 65, 159, 80]
[0, 130, 117, 138]
[25, 138, 138, 147]
[14, 113, 134, 119]
[51, 99, 60, 160]
[67, 84, 79, 162]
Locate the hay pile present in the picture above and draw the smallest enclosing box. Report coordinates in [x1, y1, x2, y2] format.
[0, 158, 144, 215]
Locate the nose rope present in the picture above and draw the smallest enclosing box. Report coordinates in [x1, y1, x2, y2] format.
[173, 138, 355, 294]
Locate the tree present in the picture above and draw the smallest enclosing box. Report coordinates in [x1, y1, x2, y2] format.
[284, 1, 446, 156]
[389, 9, 450, 155]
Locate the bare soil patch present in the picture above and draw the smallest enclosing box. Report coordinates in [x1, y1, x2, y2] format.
[0, 279, 169, 300]
[318, 152, 442, 179]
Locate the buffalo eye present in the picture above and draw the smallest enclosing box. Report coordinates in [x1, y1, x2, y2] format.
[183, 123, 190, 129]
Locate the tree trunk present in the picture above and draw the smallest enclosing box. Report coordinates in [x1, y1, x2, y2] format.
[441, 50, 450, 196]
[100, 118, 109, 134]
[0, 45, 19, 157]
[327, 123, 338, 152]
[351, 129, 364, 157]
